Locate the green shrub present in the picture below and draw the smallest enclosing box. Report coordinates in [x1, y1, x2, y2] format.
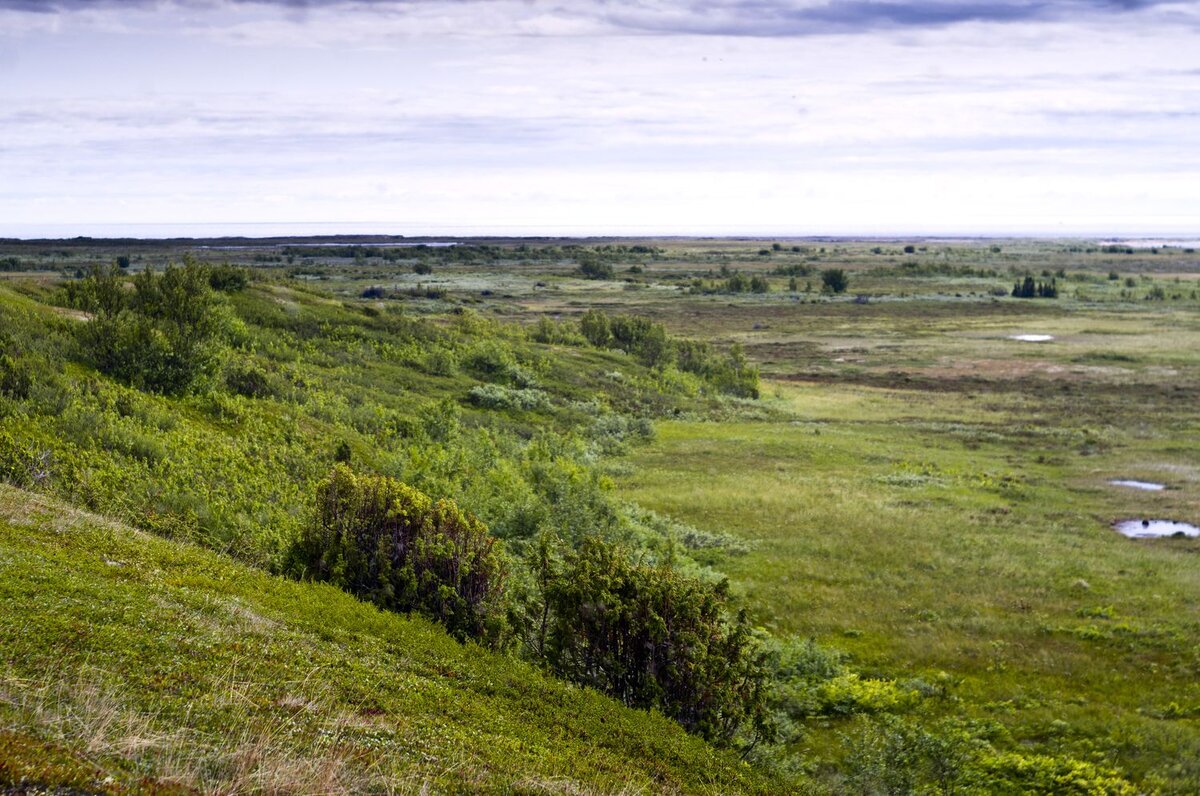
[205, 263, 250, 292]
[528, 536, 771, 745]
[579, 309, 611, 347]
[578, 258, 615, 280]
[820, 268, 849, 294]
[224, 361, 281, 399]
[293, 465, 508, 642]
[67, 263, 228, 395]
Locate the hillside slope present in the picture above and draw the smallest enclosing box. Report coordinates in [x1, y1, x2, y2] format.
[0, 485, 784, 795]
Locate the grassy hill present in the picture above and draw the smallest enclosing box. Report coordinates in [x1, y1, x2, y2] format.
[0, 485, 782, 794]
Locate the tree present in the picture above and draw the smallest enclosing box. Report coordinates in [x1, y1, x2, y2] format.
[821, 268, 849, 294]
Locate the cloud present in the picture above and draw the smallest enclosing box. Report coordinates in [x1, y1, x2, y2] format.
[0, 0, 1190, 38]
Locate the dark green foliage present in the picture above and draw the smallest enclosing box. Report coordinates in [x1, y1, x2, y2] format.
[224, 361, 281, 399]
[1011, 276, 1057, 298]
[749, 275, 770, 293]
[579, 257, 616, 280]
[204, 263, 250, 292]
[294, 465, 508, 642]
[821, 268, 849, 294]
[115, 255, 131, 269]
[66, 263, 228, 395]
[529, 536, 771, 745]
[413, 262, 433, 275]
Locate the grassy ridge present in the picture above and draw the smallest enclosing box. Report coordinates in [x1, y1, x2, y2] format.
[0, 485, 782, 794]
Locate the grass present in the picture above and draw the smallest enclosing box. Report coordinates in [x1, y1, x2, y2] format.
[617, 377, 1200, 791]
[0, 485, 782, 795]
[4, 235, 1200, 792]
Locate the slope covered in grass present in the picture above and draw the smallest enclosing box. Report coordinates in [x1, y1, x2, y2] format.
[0, 485, 784, 794]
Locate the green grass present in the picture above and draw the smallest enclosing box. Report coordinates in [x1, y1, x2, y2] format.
[4, 237, 1200, 792]
[617, 380, 1200, 792]
[0, 485, 783, 795]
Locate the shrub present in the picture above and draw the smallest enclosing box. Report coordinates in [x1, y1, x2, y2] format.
[205, 263, 250, 292]
[67, 263, 228, 395]
[413, 262, 433, 275]
[578, 258, 615, 280]
[579, 309, 611, 347]
[528, 536, 771, 745]
[293, 465, 508, 642]
[820, 268, 849, 294]
[224, 361, 280, 399]
[467, 384, 550, 410]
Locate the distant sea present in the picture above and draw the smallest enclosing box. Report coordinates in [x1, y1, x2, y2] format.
[2, 222, 1198, 242]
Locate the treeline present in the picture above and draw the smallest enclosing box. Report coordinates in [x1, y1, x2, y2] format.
[1011, 275, 1058, 298]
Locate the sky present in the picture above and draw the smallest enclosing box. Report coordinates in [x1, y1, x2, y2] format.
[1, 0, 1199, 238]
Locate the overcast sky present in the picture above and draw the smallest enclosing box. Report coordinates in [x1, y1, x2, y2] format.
[2, 0, 1198, 237]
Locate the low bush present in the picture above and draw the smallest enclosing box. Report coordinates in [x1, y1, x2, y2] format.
[292, 465, 508, 642]
[527, 536, 771, 745]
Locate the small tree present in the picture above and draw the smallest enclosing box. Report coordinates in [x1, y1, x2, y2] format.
[821, 268, 849, 294]
[294, 465, 508, 642]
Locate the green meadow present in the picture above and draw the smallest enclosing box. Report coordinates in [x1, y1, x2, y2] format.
[2, 236, 1198, 793]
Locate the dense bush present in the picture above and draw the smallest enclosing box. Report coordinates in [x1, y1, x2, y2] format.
[821, 268, 849, 294]
[527, 536, 771, 745]
[293, 465, 508, 642]
[578, 257, 615, 280]
[65, 263, 228, 395]
[205, 263, 250, 292]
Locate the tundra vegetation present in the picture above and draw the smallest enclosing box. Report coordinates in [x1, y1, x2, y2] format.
[1, 236, 1199, 793]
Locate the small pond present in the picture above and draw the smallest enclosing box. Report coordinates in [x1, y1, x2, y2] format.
[1009, 334, 1054, 342]
[1109, 480, 1166, 491]
[1114, 519, 1200, 539]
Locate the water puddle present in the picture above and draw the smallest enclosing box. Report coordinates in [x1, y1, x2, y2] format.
[1009, 334, 1054, 342]
[1114, 519, 1200, 539]
[1109, 480, 1166, 491]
